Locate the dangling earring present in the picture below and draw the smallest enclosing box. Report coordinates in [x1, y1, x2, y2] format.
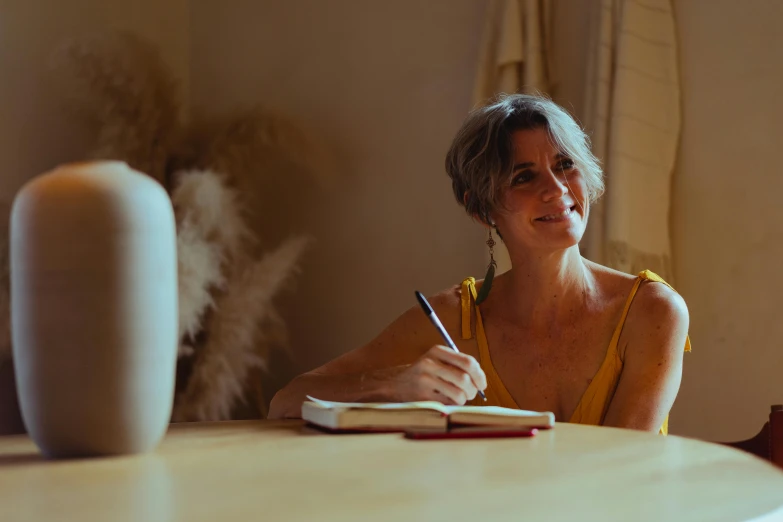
[475, 228, 497, 305]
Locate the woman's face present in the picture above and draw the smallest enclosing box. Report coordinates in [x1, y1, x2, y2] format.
[490, 127, 589, 253]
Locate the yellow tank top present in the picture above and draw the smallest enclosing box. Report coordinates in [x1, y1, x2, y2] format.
[460, 269, 691, 435]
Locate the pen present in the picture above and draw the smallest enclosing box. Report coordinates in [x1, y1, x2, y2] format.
[414, 290, 487, 401]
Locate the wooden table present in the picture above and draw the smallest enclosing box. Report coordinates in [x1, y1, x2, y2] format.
[1, 420, 782, 521]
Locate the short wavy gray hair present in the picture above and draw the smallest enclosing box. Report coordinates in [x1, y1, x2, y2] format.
[445, 93, 604, 225]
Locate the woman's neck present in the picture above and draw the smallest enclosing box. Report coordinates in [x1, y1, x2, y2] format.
[490, 246, 596, 327]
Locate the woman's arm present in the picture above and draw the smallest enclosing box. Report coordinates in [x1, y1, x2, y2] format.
[602, 281, 690, 431]
[267, 296, 487, 419]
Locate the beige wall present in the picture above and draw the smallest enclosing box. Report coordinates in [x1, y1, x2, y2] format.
[190, 1, 488, 377]
[668, 0, 783, 440]
[0, 0, 189, 231]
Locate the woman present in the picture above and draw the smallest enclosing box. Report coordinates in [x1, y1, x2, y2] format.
[268, 94, 690, 434]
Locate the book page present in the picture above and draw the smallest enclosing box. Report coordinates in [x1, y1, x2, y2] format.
[305, 397, 547, 417]
[439, 405, 551, 417]
[306, 396, 449, 412]
[304, 397, 554, 428]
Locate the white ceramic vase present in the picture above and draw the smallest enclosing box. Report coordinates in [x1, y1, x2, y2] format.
[10, 161, 178, 458]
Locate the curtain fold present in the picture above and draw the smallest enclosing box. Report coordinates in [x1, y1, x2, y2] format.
[474, 0, 681, 282]
[582, 0, 681, 281]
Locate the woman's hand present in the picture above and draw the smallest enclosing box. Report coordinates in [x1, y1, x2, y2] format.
[385, 345, 487, 405]
[267, 293, 477, 419]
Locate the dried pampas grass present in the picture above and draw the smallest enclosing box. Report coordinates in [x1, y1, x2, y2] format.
[50, 32, 181, 186]
[172, 235, 309, 421]
[12, 30, 328, 421]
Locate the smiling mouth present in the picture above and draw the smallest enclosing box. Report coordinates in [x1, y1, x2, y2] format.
[536, 206, 577, 222]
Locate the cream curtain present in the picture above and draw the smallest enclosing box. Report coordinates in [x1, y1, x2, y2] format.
[582, 0, 681, 281]
[474, 0, 680, 281]
[473, 0, 552, 274]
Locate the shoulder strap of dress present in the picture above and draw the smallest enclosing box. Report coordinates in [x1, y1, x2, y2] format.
[460, 277, 477, 340]
[608, 275, 646, 361]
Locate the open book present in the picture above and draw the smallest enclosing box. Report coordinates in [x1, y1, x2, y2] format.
[301, 396, 555, 432]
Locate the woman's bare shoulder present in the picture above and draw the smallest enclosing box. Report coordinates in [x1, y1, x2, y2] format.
[426, 283, 464, 311]
[586, 260, 688, 315]
[584, 261, 689, 362]
[401, 282, 471, 339]
[378, 284, 464, 338]
[584, 259, 639, 298]
[628, 277, 689, 330]
[592, 263, 690, 358]
[586, 259, 636, 281]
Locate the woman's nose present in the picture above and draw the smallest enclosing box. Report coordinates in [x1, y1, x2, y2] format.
[540, 168, 568, 201]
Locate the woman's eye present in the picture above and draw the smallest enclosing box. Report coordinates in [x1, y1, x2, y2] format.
[512, 172, 534, 185]
[557, 159, 575, 171]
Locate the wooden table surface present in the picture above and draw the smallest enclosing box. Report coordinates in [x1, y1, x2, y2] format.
[1, 420, 782, 521]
